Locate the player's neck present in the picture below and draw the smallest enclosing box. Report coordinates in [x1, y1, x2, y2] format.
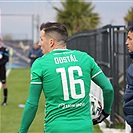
[53, 44, 66, 50]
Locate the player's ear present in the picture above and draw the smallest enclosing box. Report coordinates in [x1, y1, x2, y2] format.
[49, 38, 55, 47]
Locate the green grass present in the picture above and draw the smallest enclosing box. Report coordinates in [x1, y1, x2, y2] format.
[0, 68, 103, 133]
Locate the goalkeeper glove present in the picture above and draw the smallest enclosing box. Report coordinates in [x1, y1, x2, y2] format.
[93, 110, 109, 125]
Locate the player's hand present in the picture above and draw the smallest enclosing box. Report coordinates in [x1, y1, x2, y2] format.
[93, 110, 109, 125]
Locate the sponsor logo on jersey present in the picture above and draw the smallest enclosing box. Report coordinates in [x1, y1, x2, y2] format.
[58, 102, 85, 109]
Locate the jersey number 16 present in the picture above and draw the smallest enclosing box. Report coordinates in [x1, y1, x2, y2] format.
[56, 66, 85, 101]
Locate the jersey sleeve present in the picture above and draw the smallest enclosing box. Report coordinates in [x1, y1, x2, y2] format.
[89, 57, 114, 114]
[90, 58, 102, 79]
[92, 72, 114, 114]
[0, 47, 9, 65]
[18, 60, 43, 133]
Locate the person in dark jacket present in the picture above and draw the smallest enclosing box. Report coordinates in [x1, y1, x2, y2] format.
[123, 26, 133, 133]
[27, 42, 43, 67]
[0, 36, 9, 106]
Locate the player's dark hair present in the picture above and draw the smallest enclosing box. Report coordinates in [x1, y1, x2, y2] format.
[40, 22, 68, 44]
[126, 25, 133, 32]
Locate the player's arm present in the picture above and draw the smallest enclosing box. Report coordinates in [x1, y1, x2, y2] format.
[92, 72, 114, 114]
[0, 48, 9, 65]
[92, 72, 114, 125]
[18, 61, 43, 133]
[90, 57, 114, 114]
[18, 83, 42, 133]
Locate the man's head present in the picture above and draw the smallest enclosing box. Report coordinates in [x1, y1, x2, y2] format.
[39, 22, 68, 54]
[33, 42, 39, 50]
[125, 26, 133, 53]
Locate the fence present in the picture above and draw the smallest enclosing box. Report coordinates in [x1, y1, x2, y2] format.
[67, 24, 131, 127]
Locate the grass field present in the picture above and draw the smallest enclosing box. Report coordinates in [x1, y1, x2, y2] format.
[0, 68, 102, 133]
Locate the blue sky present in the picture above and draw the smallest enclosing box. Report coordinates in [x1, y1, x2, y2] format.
[0, 0, 133, 40]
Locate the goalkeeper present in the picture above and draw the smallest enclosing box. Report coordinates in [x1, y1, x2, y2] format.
[18, 22, 114, 133]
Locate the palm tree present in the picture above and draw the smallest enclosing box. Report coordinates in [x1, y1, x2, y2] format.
[124, 7, 133, 26]
[54, 0, 100, 36]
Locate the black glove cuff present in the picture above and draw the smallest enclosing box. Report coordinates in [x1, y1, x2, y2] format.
[102, 110, 109, 117]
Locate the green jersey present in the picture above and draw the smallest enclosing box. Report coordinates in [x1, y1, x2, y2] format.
[18, 49, 114, 133]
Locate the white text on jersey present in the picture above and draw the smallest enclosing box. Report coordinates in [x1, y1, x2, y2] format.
[54, 54, 78, 64]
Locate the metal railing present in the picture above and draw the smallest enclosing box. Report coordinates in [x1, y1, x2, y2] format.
[67, 24, 130, 127]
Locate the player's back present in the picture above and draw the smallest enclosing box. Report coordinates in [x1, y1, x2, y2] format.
[33, 49, 100, 133]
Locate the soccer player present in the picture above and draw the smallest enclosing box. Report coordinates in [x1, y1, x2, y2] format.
[0, 36, 9, 106]
[123, 26, 133, 133]
[18, 22, 114, 133]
